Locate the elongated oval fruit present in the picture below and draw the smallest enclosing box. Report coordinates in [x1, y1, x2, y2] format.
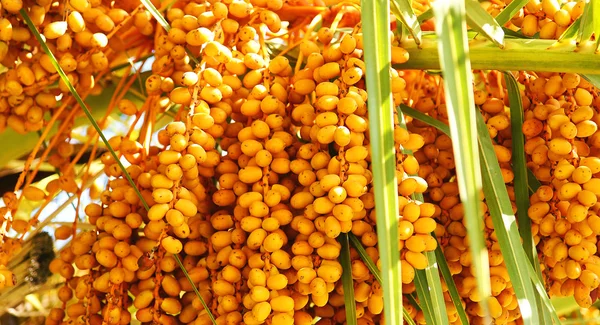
[43, 21, 68, 39]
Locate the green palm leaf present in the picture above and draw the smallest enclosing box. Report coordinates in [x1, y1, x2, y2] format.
[361, 1, 403, 324]
[465, 0, 505, 47]
[432, 1, 490, 318]
[390, 0, 422, 45]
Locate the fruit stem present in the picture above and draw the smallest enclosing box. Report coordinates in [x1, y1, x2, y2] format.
[396, 38, 600, 74]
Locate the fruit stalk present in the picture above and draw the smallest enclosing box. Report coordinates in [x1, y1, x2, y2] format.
[396, 38, 600, 74]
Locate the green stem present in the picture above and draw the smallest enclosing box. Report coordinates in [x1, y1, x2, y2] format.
[396, 38, 600, 73]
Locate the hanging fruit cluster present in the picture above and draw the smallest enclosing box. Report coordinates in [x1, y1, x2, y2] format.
[0, 0, 598, 325]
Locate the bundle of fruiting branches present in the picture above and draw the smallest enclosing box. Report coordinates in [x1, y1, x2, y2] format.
[0, 0, 599, 325]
